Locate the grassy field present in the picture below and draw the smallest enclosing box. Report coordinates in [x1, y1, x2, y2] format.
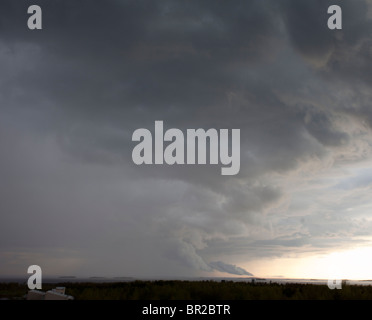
[1, 280, 372, 300]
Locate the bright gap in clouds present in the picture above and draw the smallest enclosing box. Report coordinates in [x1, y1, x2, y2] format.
[317, 246, 372, 280]
[246, 246, 372, 280]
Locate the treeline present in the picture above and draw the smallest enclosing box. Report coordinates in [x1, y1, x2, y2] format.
[2, 280, 372, 300]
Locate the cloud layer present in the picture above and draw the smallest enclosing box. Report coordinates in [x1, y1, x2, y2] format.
[1, 0, 372, 278]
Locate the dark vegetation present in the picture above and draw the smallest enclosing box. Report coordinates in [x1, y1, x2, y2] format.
[1, 280, 372, 300]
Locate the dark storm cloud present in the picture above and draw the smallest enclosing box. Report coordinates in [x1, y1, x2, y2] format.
[0, 0, 343, 167]
[0, 0, 280, 119]
[209, 261, 253, 276]
[281, 0, 372, 66]
[1, 0, 372, 277]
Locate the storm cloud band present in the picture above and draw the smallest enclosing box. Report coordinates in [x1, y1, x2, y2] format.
[1, 0, 372, 278]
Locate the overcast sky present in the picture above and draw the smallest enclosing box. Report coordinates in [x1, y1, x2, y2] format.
[2, 0, 372, 279]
